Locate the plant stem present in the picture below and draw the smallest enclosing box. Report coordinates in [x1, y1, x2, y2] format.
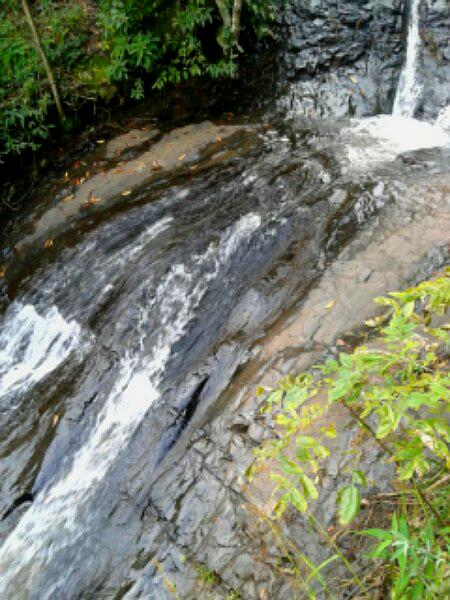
[342, 401, 445, 526]
[308, 511, 369, 597]
[21, 0, 65, 123]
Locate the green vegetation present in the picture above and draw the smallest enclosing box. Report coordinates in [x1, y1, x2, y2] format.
[1, 0, 280, 158]
[195, 563, 219, 586]
[250, 269, 450, 598]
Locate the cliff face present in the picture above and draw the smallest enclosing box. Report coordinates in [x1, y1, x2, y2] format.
[420, 0, 450, 119]
[276, 0, 449, 120]
[278, 0, 404, 117]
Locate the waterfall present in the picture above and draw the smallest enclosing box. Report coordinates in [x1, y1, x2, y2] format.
[392, 0, 422, 117]
[0, 212, 261, 597]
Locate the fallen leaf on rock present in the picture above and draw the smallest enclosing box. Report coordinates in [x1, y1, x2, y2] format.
[44, 239, 53, 249]
[325, 299, 335, 309]
[122, 190, 132, 196]
[96, 139, 105, 144]
[88, 191, 100, 204]
[336, 338, 346, 346]
[349, 75, 358, 84]
[178, 153, 186, 161]
[152, 160, 162, 171]
[52, 414, 59, 427]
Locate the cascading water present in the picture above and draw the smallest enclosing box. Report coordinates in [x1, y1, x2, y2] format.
[0, 304, 80, 401]
[0, 2, 448, 596]
[392, 0, 422, 117]
[0, 212, 262, 597]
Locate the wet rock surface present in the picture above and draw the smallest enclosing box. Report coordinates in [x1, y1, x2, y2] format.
[277, 0, 449, 120]
[278, 0, 404, 117]
[102, 152, 449, 599]
[420, 0, 450, 119]
[0, 1, 449, 597]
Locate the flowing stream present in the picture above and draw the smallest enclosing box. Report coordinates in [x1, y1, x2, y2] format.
[0, 1, 448, 597]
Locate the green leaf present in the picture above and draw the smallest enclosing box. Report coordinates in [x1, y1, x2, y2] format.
[289, 486, 308, 513]
[352, 469, 367, 487]
[298, 473, 318, 500]
[362, 528, 393, 541]
[337, 485, 360, 525]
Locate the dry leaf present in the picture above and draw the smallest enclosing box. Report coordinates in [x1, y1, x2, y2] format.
[0, 266, 5, 278]
[260, 590, 266, 599]
[89, 192, 100, 204]
[96, 139, 105, 144]
[216, 136, 222, 143]
[61, 194, 74, 203]
[44, 239, 53, 249]
[349, 75, 358, 84]
[325, 299, 335, 309]
[121, 190, 132, 196]
[178, 153, 186, 161]
[336, 338, 346, 346]
[52, 414, 59, 427]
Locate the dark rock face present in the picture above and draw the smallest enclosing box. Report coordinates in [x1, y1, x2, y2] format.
[277, 0, 404, 117]
[0, 1, 449, 598]
[419, 0, 450, 119]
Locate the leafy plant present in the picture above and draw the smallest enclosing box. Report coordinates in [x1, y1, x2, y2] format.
[0, 0, 282, 159]
[251, 268, 450, 597]
[363, 514, 449, 599]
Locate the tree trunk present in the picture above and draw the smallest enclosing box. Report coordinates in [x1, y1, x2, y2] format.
[231, 0, 243, 46]
[21, 0, 65, 123]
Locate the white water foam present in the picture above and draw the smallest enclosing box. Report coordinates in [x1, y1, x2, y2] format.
[0, 212, 261, 597]
[345, 113, 450, 169]
[0, 304, 80, 400]
[393, 0, 422, 117]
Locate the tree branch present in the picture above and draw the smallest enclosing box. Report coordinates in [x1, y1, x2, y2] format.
[21, 0, 65, 123]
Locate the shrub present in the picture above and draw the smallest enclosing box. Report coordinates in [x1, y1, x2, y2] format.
[250, 269, 450, 597]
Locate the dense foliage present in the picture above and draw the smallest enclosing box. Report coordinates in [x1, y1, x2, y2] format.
[251, 270, 450, 598]
[1, 0, 280, 157]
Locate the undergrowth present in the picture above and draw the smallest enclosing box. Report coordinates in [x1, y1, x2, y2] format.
[249, 269, 450, 598]
[1, 0, 282, 158]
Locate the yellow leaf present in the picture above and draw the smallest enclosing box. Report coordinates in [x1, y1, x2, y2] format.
[96, 139, 105, 144]
[0, 266, 5, 277]
[44, 239, 53, 249]
[52, 414, 59, 427]
[325, 300, 335, 309]
[178, 153, 186, 161]
[121, 190, 132, 196]
[349, 75, 358, 84]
